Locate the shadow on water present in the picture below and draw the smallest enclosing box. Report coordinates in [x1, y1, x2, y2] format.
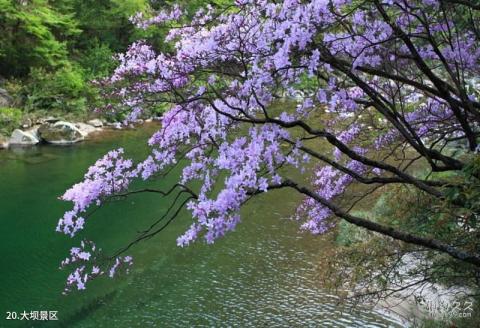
[53, 291, 118, 328]
[3, 146, 59, 165]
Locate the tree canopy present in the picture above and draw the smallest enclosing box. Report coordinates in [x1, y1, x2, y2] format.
[0, 0, 79, 77]
[56, 0, 480, 296]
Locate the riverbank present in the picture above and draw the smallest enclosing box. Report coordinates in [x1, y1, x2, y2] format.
[0, 115, 162, 149]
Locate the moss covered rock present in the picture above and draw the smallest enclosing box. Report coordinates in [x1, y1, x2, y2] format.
[38, 121, 84, 145]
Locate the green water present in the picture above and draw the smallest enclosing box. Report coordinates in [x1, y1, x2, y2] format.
[0, 125, 403, 327]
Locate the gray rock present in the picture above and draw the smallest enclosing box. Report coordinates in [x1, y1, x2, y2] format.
[75, 122, 101, 137]
[0, 88, 13, 107]
[86, 119, 103, 128]
[26, 125, 40, 140]
[9, 129, 40, 146]
[38, 121, 84, 145]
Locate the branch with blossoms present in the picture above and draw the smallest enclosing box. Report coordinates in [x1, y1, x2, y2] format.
[266, 178, 480, 267]
[58, 0, 480, 292]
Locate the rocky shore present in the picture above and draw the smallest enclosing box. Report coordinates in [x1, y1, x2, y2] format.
[0, 85, 162, 149]
[0, 116, 158, 149]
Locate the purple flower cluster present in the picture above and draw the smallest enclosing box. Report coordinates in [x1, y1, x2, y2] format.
[59, 240, 133, 294]
[57, 149, 135, 237]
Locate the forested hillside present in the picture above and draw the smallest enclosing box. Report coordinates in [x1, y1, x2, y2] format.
[0, 0, 227, 134]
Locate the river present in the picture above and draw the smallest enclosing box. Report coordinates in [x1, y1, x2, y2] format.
[0, 124, 404, 327]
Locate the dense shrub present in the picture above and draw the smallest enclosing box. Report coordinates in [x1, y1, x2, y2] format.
[77, 41, 116, 79]
[24, 66, 90, 113]
[0, 107, 23, 135]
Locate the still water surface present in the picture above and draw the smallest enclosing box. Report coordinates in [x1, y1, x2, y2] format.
[0, 125, 403, 327]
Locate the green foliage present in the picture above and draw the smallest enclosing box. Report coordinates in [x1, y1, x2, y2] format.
[71, 0, 149, 52]
[291, 72, 322, 97]
[335, 211, 372, 246]
[442, 155, 480, 235]
[0, 0, 154, 116]
[0, 107, 23, 135]
[0, 0, 80, 77]
[333, 155, 480, 297]
[77, 41, 116, 79]
[0, 0, 231, 117]
[368, 184, 461, 241]
[24, 66, 90, 113]
[3, 78, 24, 107]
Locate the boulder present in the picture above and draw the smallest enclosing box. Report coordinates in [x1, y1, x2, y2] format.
[75, 122, 100, 137]
[87, 119, 103, 128]
[0, 88, 13, 107]
[26, 125, 40, 140]
[38, 121, 84, 145]
[9, 129, 40, 146]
